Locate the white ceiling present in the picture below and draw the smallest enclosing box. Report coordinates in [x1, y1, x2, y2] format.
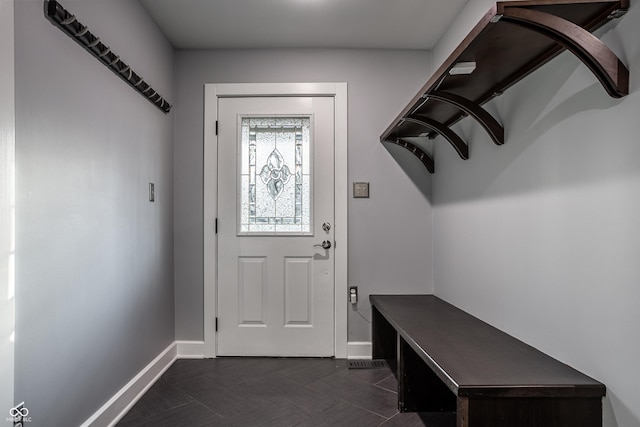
[139, 0, 469, 50]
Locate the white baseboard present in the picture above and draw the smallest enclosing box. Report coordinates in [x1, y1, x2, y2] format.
[347, 341, 372, 359]
[80, 342, 178, 427]
[81, 339, 370, 426]
[177, 340, 205, 359]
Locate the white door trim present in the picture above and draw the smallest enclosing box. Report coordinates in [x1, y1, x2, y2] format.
[203, 83, 348, 358]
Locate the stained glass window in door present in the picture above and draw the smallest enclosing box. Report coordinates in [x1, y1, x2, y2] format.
[239, 117, 312, 234]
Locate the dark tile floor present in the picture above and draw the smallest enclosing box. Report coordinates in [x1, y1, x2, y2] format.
[116, 358, 455, 427]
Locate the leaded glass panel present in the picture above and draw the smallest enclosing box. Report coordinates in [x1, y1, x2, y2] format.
[239, 117, 312, 234]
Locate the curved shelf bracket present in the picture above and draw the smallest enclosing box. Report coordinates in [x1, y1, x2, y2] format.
[428, 91, 504, 145]
[387, 139, 435, 173]
[404, 115, 469, 160]
[499, 6, 629, 98]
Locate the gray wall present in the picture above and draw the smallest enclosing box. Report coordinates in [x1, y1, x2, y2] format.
[431, 3, 640, 427]
[0, 0, 15, 416]
[14, 1, 175, 426]
[174, 49, 434, 343]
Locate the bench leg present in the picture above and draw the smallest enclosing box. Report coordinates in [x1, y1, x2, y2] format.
[371, 305, 396, 360]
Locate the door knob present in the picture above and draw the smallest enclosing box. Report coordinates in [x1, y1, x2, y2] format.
[314, 240, 332, 249]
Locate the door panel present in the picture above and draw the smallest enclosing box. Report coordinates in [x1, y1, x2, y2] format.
[284, 257, 313, 326]
[237, 257, 267, 326]
[217, 96, 334, 356]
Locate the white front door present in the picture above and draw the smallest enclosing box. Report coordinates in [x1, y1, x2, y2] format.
[217, 96, 335, 357]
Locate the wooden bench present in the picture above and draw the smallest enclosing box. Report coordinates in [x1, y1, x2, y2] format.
[370, 295, 605, 427]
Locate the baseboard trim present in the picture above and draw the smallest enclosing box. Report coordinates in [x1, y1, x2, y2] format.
[80, 342, 177, 427]
[177, 340, 205, 359]
[82, 340, 370, 426]
[347, 341, 372, 359]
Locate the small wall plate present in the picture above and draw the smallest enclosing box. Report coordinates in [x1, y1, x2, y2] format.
[149, 182, 155, 202]
[353, 182, 369, 198]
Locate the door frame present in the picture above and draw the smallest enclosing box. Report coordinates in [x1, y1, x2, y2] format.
[203, 83, 348, 358]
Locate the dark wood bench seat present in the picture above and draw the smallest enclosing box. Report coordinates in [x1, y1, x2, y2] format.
[370, 294, 605, 427]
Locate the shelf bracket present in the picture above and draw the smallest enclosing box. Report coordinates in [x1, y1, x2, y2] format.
[387, 139, 435, 173]
[404, 115, 469, 160]
[499, 5, 629, 98]
[428, 91, 504, 145]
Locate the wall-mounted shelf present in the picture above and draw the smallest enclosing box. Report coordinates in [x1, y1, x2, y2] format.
[381, 0, 629, 174]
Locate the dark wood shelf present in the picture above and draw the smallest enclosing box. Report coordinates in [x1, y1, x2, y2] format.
[381, 0, 629, 174]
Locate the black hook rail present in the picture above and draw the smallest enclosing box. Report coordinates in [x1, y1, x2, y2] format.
[44, 0, 172, 113]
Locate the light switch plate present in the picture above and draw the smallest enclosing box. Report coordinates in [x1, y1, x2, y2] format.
[353, 182, 369, 198]
[149, 183, 155, 202]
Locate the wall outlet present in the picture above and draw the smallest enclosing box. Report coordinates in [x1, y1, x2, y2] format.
[349, 286, 358, 304]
